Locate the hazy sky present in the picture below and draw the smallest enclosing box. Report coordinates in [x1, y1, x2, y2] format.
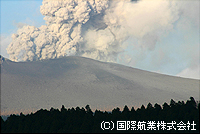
[0, 0, 199, 79]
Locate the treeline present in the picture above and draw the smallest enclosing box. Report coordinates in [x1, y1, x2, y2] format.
[1, 97, 199, 133]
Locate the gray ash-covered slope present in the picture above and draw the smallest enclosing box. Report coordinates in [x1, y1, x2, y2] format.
[1, 55, 199, 115]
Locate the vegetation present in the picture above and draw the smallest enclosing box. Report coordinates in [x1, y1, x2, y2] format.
[1, 97, 199, 133]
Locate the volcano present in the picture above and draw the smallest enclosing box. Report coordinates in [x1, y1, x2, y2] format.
[1, 55, 199, 115]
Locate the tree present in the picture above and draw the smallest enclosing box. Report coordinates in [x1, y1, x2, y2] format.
[131, 107, 135, 112]
[154, 103, 161, 111]
[2, 97, 199, 133]
[85, 105, 93, 115]
[61, 105, 67, 112]
[112, 107, 121, 115]
[1, 117, 5, 133]
[141, 105, 145, 110]
[122, 105, 130, 113]
[122, 105, 130, 120]
[189, 96, 197, 108]
[163, 102, 170, 110]
[170, 99, 176, 107]
[147, 103, 153, 110]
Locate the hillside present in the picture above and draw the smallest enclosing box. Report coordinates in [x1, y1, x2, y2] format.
[1, 55, 199, 115]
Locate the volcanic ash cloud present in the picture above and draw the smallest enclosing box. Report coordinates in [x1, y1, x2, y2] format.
[7, 0, 179, 62]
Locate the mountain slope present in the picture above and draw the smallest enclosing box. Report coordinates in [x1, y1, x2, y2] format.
[1, 56, 199, 115]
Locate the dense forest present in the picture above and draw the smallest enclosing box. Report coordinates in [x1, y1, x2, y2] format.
[1, 97, 199, 133]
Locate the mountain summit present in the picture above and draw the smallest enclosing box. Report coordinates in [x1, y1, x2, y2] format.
[1, 56, 199, 115]
[0, 55, 7, 64]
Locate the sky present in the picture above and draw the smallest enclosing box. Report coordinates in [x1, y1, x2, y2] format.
[0, 0, 199, 80]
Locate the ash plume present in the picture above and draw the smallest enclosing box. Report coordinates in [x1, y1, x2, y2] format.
[7, 0, 180, 62]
